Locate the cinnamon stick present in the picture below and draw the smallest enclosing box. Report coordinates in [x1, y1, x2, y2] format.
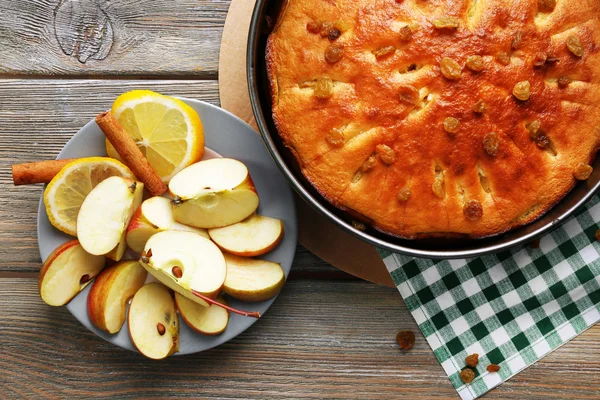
[12, 159, 77, 185]
[95, 111, 167, 196]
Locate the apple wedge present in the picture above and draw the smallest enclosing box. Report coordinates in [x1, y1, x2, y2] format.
[39, 240, 105, 306]
[169, 158, 259, 229]
[140, 230, 227, 307]
[223, 254, 285, 302]
[208, 214, 284, 257]
[175, 293, 229, 335]
[126, 196, 209, 254]
[128, 282, 179, 359]
[77, 176, 143, 256]
[87, 260, 147, 334]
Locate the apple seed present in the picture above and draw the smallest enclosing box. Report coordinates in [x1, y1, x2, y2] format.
[172, 266, 183, 278]
[79, 274, 90, 284]
[157, 322, 166, 335]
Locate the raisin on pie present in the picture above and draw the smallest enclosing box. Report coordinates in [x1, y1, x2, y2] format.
[266, 0, 600, 238]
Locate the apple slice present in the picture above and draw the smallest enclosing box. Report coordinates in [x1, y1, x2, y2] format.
[140, 230, 227, 307]
[77, 176, 144, 256]
[169, 158, 259, 229]
[175, 292, 229, 335]
[128, 282, 179, 359]
[106, 182, 144, 261]
[39, 240, 105, 306]
[222, 253, 285, 302]
[87, 260, 147, 334]
[126, 196, 209, 254]
[208, 214, 284, 256]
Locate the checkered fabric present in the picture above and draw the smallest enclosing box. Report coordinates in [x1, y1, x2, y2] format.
[380, 195, 600, 400]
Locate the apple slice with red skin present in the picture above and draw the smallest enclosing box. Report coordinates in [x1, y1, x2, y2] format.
[169, 158, 259, 229]
[126, 196, 208, 254]
[39, 239, 105, 306]
[140, 230, 260, 318]
[208, 214, 284, 257]
[128, 282, 179, 360]
[175, 293, 229, 335]
[87, 260, 147, 334]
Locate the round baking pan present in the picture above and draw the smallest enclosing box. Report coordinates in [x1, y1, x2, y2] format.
[246, 0, 600, 259]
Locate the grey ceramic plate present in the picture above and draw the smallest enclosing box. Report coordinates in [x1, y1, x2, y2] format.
[37, 99, 297, 355]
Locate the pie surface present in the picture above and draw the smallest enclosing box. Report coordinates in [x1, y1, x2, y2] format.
[267, 0, 600, 238]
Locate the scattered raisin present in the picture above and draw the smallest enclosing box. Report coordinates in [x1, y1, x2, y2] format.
[433, 16, 460, 29]
[483, 132, 499, 156]
[513, 80, 531, 101]
[373, 46, 396, 59]
[444, 117, 461, 134]
[399, 25, 413, 42]
[440, 57, 462, 80]
[432, 177, 445, 198]
[538, 0, 556, 11]
[533, 52, 547, 68]
[306, 21, 323, 34]
[460, 368, 476, 384]
[496, 52, 511, 65]
[396, 330, 416, 350]
[361, 155, 377, 172]
[398, 85, 420, 106]
[566, 35, 584, 57]
[352, 220, 367, 231]
[511, 31, 523, 50]
[328, 28, 341, 41]
[574, 162, 593, 180]
[557, 75, 572, 88]
[397, 187, 411, 202]
[464, 200, 483, 220]
[487, 364, 501, 373]
[473, 99, 487, 114]
[465, 353, 480, 368]
[535, 134, 550, 149]
[595, 229, 600, 241]
[320, 22, 334, 37]
[314, 77, 334, 99]
[466, 55, 485, 72]
[526, 120, 542, 139]
[326, 127, 345, 148]
[325, 44, 344, 64]
[377, 144, 396, 165]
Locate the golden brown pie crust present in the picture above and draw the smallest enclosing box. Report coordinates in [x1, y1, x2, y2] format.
[267, 0, 600, 239]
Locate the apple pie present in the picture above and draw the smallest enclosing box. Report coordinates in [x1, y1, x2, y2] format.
[267, 0, 600, 238]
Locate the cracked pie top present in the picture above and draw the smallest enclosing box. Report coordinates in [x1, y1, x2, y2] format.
[266, 0, 600, 238]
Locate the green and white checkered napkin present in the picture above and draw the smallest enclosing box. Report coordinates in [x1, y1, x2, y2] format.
[379, 195, 600, 399]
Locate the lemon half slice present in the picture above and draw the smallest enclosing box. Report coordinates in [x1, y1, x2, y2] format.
[107, 90, 204, 183]
[44, 157, 135, 236]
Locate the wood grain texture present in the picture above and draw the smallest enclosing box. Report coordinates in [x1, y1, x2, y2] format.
[2, 278, 599, 399]
[0, 0, 229, 78]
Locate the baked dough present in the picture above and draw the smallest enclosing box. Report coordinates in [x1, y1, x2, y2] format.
[267, 0, 600, 238]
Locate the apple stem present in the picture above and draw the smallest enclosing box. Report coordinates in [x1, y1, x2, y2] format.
[191, 290, 261, 319]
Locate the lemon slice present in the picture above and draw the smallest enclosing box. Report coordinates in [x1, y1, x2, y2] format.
[44, 157, 135, 236]
[107, 90, 204, 183]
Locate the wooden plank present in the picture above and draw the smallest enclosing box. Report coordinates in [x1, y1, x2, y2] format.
[0, 79, 345, 278]
[2, 278, 599, 399]
[0, 0, 230, 78]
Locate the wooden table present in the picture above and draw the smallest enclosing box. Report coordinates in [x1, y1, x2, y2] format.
[1, 1, 599, 398]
